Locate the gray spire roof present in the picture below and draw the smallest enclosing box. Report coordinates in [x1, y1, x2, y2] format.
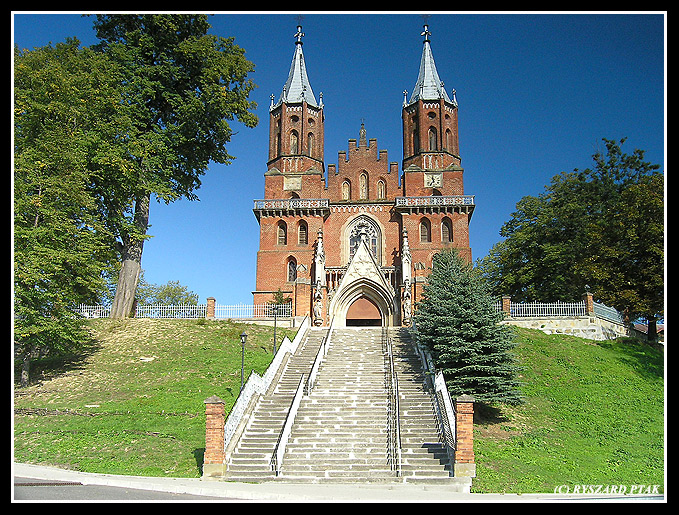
[406, 24, 454, 106]
[273, 25, 320, 109]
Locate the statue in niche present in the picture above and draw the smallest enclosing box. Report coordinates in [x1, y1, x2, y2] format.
[313, 284, 323, 326]
[402, 278, 412, 326]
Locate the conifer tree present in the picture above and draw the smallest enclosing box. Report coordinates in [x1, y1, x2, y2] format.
[414, 249, 523, 405]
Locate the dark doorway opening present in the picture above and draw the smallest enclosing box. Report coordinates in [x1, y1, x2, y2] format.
[346, 318, 381, 326]
[345, 296, 382, 327]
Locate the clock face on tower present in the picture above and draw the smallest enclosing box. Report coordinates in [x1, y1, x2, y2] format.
[424, 172, 443, 188]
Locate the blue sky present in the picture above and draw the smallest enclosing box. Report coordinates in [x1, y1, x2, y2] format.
[13, 12, 666, 305]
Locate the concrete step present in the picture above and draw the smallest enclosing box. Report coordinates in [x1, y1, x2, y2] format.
[223, 327, 461, 485]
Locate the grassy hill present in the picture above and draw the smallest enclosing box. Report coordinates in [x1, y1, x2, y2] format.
[13, 320, 664, 493]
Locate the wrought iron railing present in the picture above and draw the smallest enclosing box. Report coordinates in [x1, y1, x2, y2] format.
[270, 374, 306, 476]
[412, 325, 456, 468]
[593, 301, 625, 324]
[76, 303, 292, 319]
[305, 317, 334, 395]
[382, 327, 402, 477]
[494, 299, 626, 325]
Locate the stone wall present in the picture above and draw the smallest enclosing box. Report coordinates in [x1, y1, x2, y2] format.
[499, 316, 630, 341]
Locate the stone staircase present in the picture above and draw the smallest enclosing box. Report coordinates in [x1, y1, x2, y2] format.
[223, 325, 467, 488]
[222, 328, 326, 482]
[279, 328, 392, 482]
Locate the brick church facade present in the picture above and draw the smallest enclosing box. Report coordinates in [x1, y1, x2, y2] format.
[252, 23, 475, 327]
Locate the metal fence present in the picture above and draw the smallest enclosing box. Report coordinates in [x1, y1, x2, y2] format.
[494, 299, 625, 324]
[214, 303, 292, 319]
[504, 300, 587, 318]
[76, 303, 292, 319]
[593, 302, 625, 324]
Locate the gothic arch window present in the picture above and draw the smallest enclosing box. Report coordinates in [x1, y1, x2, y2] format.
[428, 127, 438, 151]
[445, 129, 452, 150]
[307, 132, 314, 157]
[377, 179, 386, 200]
[275, 119, 282, 156]
[277, 220, 287, 245]
[290, 130, 299, 154]
[342, 180, 351, 201]
[298, 220, 308, 245]
[347, 215, 381, 265]
[442, 217, 453, 243]
[420, 218, 431, 243]
[287, 256, 297, 282]
[359, 172, 368, 200]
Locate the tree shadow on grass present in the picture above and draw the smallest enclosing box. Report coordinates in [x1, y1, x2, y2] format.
[599, 337, 664, 381]
[193, 448, 205, 476]
[474, 402, 512, 426]
[13, 337, 102, 388]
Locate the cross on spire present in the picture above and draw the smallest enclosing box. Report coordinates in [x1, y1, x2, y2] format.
[294, 25, 305, 44]
[294, 15, 305, 44]
[421, 24, 431, 42]
[421, 14, 431, 41]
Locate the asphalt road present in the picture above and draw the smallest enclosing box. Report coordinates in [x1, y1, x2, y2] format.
[13, 477, 228, 501]
[12, 463, 665, 502]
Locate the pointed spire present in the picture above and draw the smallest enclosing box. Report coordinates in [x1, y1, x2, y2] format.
[273, 24, 319, 109]
[407, 23, 452, 105]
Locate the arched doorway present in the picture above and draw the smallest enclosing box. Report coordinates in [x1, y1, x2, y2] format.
[346, 295, 382, 326]
[327, 237, 398, 328]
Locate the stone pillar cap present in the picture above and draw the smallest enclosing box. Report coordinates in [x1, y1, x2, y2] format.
[204, 395, 225, 404]
[456, 394, 475, 402]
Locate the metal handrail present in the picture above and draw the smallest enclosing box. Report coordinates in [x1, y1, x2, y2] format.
[306, 316, 334, 394]
[383, 328, 402, 477]
[270, 374, 306, 476]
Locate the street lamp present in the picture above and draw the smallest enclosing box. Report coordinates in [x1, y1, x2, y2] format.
[240, 331, 248, 392]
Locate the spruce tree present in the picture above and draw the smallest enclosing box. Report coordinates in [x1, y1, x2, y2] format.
[414, 249, 523, 405]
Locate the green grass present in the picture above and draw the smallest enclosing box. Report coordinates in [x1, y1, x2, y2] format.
[472, 327, 664, 493]
[13, 318, 297, 478]
[14, 321, 664, 492]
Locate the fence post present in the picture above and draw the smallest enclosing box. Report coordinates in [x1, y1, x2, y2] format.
[202, 395, 226, 477]
[501, 295, 511, 315]
[583, 291, 594, 316]
[454, 394, 476, 477]
[206, 297, 216, 320]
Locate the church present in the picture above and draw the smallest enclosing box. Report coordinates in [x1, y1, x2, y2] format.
[252, 22, 475, 328]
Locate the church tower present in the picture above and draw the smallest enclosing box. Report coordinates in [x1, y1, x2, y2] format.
[266, 24, 325, 193]
[397, 22, 473, 306]
[401, 23, 463, 196]
[253, 24, 328, 314]
[252, 20, 474, 326]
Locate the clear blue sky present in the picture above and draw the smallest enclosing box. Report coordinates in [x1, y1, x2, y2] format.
[13, 12, 666, 305]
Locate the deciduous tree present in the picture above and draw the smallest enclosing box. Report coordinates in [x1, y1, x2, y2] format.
[89, 14, 258, 317]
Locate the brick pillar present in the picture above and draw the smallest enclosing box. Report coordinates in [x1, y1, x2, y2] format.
[583, 291, 594, 316]
[206, 297, 215, 320]
[202, 395, 225, 477]
[501, 295, 511, 315]
[454, 394, 476, 477]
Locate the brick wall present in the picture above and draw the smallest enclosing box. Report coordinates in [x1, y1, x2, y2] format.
[454, 394, 476, 477]
[202, 395, 226, 477]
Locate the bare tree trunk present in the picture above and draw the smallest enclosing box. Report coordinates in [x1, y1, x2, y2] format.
[110, 193, 150, 318]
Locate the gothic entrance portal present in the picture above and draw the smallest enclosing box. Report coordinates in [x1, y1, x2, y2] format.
[346, 295, 382, 326]
[326, 237, 398, 328]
